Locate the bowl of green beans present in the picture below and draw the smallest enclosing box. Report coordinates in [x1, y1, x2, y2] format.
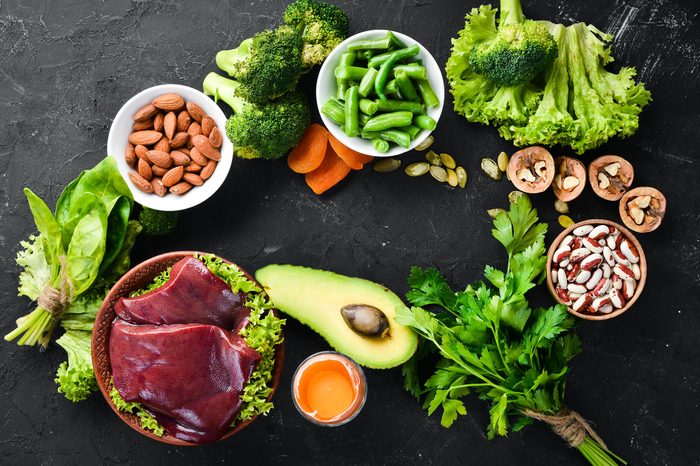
[316, 30, 444, 157]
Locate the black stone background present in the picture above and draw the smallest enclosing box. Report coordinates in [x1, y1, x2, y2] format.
[1, 0, 699, 464]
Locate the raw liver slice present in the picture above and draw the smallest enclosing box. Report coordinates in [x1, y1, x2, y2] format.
[110, 320, 261, 444]
[115, 257, 249, 329]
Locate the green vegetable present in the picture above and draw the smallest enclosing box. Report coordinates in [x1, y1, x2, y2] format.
[446, 0, 651, 154]
[393, 64, 427, 80]
[203, 72, 310, 160]
[344, 86, 360, 137]
[358, 67, 379, 97]
[283, 0, 349, 68]
[358, 98, 378, 116]
[413, 114, 437, 131]
[321, 98, 345, 125]
[54, 330, 97, 402]
[375, 98, 425, 114]
[371, 138, 390, 153]
[215, 26, 303, 104]
[334, 65, 369, 81]
[138, 208, 179, 236]
[395, 71, 420, 102]
[416, 79, 440, 108]
[361, 129, 411, 148]
[346, 37, 391, 51]
[111, 254, 285, 434]
[363, 111, 414, 132]
[336, 52, 356, 100]
[397, 195, 625, 466]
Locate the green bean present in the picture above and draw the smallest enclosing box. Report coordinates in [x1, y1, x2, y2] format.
[321, 99, 345, 125]
[358, 67, 379, 97]
[335, 66, 369, 81]
[367, 51, 395, 69]
[362, 50, 376, 61]
[359, 112, 371, 126]
[362, 129, 411, 148]
[414, 114, 437, 131]
[375, 45, 420, 100]
[363, 111, 414, 132]
[346, 37, 391, 51]
[337, 52, 356, 100]
[345, 86, 360, 137]
[393, 64, 427, 80]
[395, 71, 420, 102]
[385, 79, 399, 96]
[416, 79, 439, 107]
[371, 138, 390, 153]
[359, 98, 378, 116]
[387, 31, 406, 49]
[399, 124, 421, 139]
[375, 98, 425, 114]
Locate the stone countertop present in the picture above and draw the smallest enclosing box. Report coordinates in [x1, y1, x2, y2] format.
[0, 0, 698, 464]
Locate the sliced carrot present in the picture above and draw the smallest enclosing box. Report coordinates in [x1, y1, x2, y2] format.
[305, 144, 351, 195]
[287, 124, 329, 174]
[327, 132, 374, 170]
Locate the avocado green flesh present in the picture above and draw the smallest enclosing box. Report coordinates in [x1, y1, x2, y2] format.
[255, 264, 418, 369]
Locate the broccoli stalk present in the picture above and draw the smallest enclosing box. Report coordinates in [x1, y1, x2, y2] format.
[203, 72, 310, 160]
[283, 0, 349, 68]
[55, 330, 97, 402]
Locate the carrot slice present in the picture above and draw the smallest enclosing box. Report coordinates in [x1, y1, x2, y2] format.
[327, 132, 374, 170]
[287, 124, 329, 174]
[305, 144, 352, 195]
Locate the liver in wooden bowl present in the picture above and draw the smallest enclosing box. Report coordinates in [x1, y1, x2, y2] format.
[91, 251, 285, 445]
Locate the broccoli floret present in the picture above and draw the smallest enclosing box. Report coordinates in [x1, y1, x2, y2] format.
[139, 208, 178, 236]
[467, 0, 557, 87]
[203, 72, 310, 160]
[283, 0, 349, 68]
[216, 25, 303, 104]
[55, 330, 97, 402]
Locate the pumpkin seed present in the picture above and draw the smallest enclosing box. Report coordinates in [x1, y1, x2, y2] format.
[426, 150, 442, 166]
[446, 168, 458, 187]
[405, 162, 430, 177]
[554, 199, 569, 214]
[487, 208, 506, 218]
[497, 151, 509, 172]
[440, 153, 456, 169]
[508, 190, 525, 204]
[430, 165, 448, 182]
[480, 158, 502, 180]
[414, 135, 434, 151]
[373, 158, 401, 173]
[456, 166, 468, 188]
[558, 215, 575, 228]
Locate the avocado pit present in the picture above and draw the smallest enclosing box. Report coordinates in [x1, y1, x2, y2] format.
[341, 304, 390, 339]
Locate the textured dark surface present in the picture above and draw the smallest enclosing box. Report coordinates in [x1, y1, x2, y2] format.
[1, 0, 699, 464]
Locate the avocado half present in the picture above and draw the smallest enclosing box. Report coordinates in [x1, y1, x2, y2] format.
[255, 265, 418, 369]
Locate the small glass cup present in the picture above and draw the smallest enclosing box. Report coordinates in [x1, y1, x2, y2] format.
[291, 351, 367, 427]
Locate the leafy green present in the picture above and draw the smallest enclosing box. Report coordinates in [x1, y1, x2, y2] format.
[138, 208, 179, 236]
[110, 385, 164, 436]
[54, 330, 97, 402]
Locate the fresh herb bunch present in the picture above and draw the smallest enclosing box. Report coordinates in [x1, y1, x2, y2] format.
[397, 195, 625, 466]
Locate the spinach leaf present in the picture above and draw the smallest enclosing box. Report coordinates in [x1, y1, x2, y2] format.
[99, 196, 131, 274]
[66, 200, 107, 295]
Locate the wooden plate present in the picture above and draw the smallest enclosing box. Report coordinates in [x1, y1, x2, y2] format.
[91, 251, 285, 445]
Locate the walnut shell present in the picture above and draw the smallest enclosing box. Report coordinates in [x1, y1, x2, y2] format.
[507, 146, 555, 194]
[619, 187, 666, 233]
[588, 155, 634, 201]
[552, 156, 586, 202]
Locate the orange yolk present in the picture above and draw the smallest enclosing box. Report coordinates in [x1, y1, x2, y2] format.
[295, 357, 360, 421]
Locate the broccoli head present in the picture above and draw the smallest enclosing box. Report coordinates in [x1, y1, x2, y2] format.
[215, 25, 303, 103]
[283, 0, 349, 68]
[139, 208, 178, 236]
[55, 330, 98, 402]
[467, 0, 557, 87]
[203, 72, 310, 160]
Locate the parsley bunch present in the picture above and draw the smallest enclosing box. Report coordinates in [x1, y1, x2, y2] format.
[396, 195, 625, 465]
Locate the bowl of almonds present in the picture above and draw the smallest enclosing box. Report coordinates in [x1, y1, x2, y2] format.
[108, 84, 233, 211]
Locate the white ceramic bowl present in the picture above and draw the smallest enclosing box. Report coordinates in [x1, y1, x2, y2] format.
[107, 84, 233, 211]
[316, 30, 444, 158]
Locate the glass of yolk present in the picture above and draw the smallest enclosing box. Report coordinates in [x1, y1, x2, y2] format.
[292, 351, 367, 426]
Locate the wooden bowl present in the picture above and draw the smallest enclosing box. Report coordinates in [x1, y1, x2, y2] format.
[91, 251, 285, 445]
[546, 219, 647, 321]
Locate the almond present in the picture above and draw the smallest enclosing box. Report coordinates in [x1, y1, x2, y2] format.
[201, 116, 215, 136]
[186, 101, 206, 123]
[151, 177, 167, 197]
[132, 118, 153, 131]
[129, 130, 162, 146]
[183, 173, 204, 186]
[124, 143, 136, 167]
[169, 181, 192, 195]
[137, 158, 153, 181]
[129, 172, 153, 193]
[177, 111, 192, 132]
[153, 93, 185, 111]
[162, 166, 184, 187]
[147, 150, 173, 168]
[189, 146, 208, 165]
[153, 112, 164, 132]
[133, 103, 158, 122]
[193, 134, 221, 161]
[151, 165, 168, 177]
[170, 150, 190, 166]
[135, 144, 149, 161]
[170, 132, 189, 149]
[209, 127, 222, 148]
[187, 121, 202, 138]
[200, 160, 217, 180]
[178, 147, 190, 156]
[164, 111, 177, 139]
[185, 162, 202, 173]
[154, 136, 170, 153]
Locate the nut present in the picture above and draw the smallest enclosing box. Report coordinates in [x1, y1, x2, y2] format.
[128, 172, 153, 193]
[192, 134, 221, 161]
[426, 150, 441, 166]
[124, 143, 136, 168]
[170, 150, 190, 166]
[169, 181, 192, 195]
[185, 162, 203, 173]
[154, 136, 170, 153]
[153, 112, 164, 132]
[619, 187, 666, 233]
[132, 118, 153, 131]
[133, 103, 158, 122]
[440, 153, 456, 169]
[456, 166, 468, 188]
[562, 176, 580, 191]
[177, 111, 192, 132]
[151, 165, 168, 177]
[497, 151, 509, 172]
[151, 178, 166, 197]
[170, 132, 189, 149]
[164, 111, 177, 139]
[134, 144, 149, 161]
[430, 165, 447, 183]
[183, 173, 204, 186]
[201, 116, 216, 136]
[480, 158, 501, 180]
[414, 135, 434, 151]
[162, 166, 184, 187]
[209, 127, 223, 148]
[200, 160, 217, 180]
[374, 158, 401, 173]
[588, 155, 634, 201]
[137, 158, 153, 181]
[187, 121, 203, 138]
[129, 130, 162, 146]
[186, 101, 206, 122]
[507, 146, 554, 193]
[153, 93, 185, 111]
[516, 168, 536, 182]
[147, 150, 173, 169]
[554, 199, 569, 214]
[189, 147, 208, 166]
